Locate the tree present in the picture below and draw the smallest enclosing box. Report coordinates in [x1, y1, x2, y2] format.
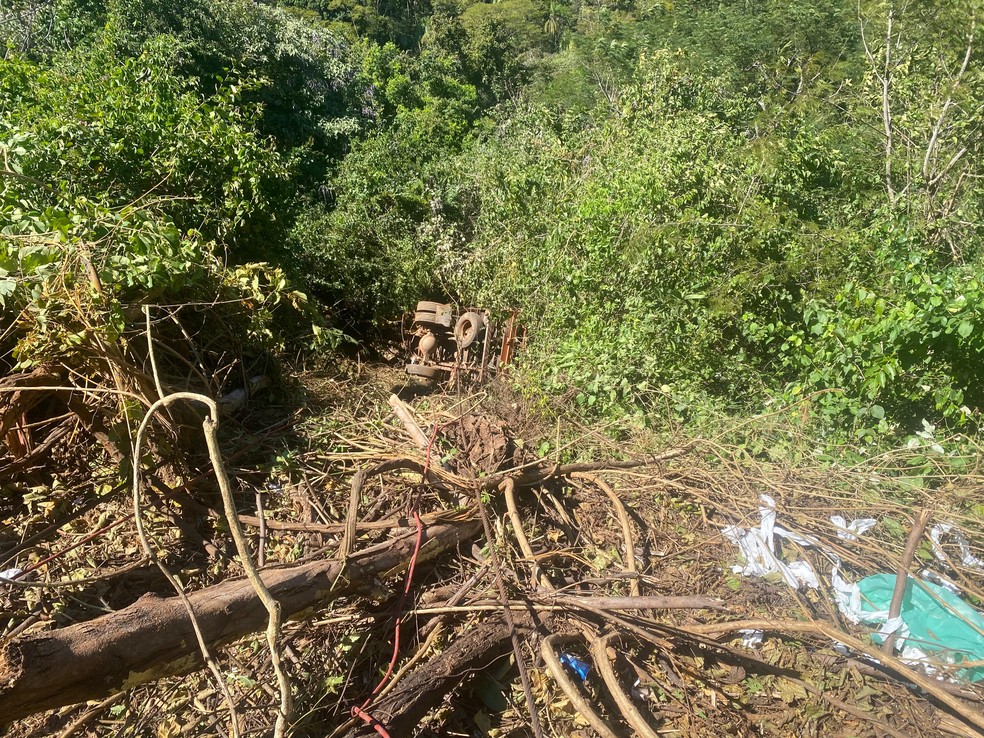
[857, 0, 981, 260]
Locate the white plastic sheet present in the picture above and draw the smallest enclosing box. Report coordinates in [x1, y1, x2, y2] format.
[831, 515, 878, 541]
[930, 523, 984, 571]
[721, 494, 820, 590]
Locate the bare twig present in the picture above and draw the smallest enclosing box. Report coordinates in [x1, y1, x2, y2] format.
[923, 23, 975, 182]
[548, 594, 726, 611]
[132, 396, 243, 737]
[882, 508, 933, 655]
[689, 619, 984, 734]
[341, 458, 470, 557]
[202, 411, 292, 737]
[791, 673, 914, 738]
[133, 392, 293, 737]
[481, 444, 693, 490]
[236, 507, 470, 535]
[2, 557, 150, 590]
[858, 0, 896, 202]
[591, 634, 659, 738]
[474, 479, 545, 738]
[881, 4, 896, 202]
[571, 473, 641, 598]
[541, 634, 620, 738]
[256, 489, 268, 568]
[372, 561, 490, 706]
[0, 385, 151, 405]
[387, 394, 431, 451]
[502, 476, 551, 590]
[56, 691, 127, 738]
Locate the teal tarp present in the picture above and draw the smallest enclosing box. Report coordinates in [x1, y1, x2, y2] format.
[859, 574, 984, 682]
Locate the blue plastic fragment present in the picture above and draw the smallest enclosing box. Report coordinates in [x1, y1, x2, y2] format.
[559, 653, 592, 681]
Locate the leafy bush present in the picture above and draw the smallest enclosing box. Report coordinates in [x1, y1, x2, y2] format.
[0, 133, 307, 376]
[450, 55, 845, 410]
[748, 234, 984, 435]
[3, 0, 981, 450]
[436, 48, 981, 438]
[0, 38, 287, 244]
[284, 41, 480, 325]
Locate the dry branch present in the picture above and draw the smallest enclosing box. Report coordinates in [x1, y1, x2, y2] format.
[882, 508, 932, 656]
[474, 479, 545, 738]
[341, 458, 468, 557]
[484, 445, 692, 490]
[0, 519, 481, 724]
[591, 633, 660, 738]
[342, 617, 532, 738]
[387, 394, 431, 451]
[550, 595, 726, 611]
[689, 618, 984, 735]
[571, 473, 641, 598]
[541, 634, 620, 738]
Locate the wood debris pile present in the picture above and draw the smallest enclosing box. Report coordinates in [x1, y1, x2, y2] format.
[1, 373, 983, 737]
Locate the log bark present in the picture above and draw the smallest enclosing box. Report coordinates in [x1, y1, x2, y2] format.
[0, 519, 481, 724]
[345, 616, 530, 738]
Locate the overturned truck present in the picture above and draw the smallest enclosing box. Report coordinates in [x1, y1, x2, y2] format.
[405, 301, 523, 384]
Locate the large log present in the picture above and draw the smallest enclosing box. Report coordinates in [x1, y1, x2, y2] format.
[0, 519, 481, 724]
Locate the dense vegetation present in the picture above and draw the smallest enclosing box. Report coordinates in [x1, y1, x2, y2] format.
[2, 0, 981, 446]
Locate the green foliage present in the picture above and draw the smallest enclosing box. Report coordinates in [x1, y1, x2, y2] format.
[101, 0, 363, 150]
[852, 0, 982, 260]
[0, 38, 286, 242]
[450, 53, 858, 417]
[285, 117, 473, 324]
[0, 14, 347, 377]
[649, 0, 860, 93]
[284, 36, 481, 323]
[749, 235, 984, 433]
[0, 130, 311, 373]
[459, 0, 547, 100]
[5, 0, 364, 155]
[410, 36, 981, 441]
[358, 41, 478, 146]
[2, 0, 982, 452]
[281, 0, 430, 47]
[286, 198, 437, 328]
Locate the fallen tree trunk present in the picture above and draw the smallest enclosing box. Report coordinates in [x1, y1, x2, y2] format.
[0, 519, 481, 724]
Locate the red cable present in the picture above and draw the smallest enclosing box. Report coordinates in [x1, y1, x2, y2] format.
[358, 510, 424, 711]
[420, 422, 442, 479]
[351, 705, 392, 738]
[349, 422, 443, 731]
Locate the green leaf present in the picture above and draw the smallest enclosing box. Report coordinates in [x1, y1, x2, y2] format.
[0, 277, 17, 307]
[881, 517, 905, 538]
[870, 405, 885, 420]
[957, 321, 973, 338]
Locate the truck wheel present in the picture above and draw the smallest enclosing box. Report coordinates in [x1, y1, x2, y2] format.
[455, 311, 484, 349]
[406, 364, 443, 380]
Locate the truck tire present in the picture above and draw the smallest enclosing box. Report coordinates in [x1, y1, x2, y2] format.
[455, 311, 484, 349]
